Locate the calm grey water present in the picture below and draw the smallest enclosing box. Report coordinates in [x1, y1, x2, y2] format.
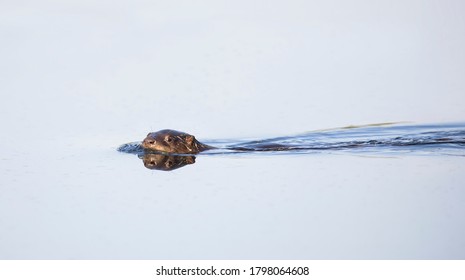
[1, 1, 465, 259]
[1, 123, 464, 259]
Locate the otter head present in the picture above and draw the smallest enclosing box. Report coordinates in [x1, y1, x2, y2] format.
[142, 129, 201, 154]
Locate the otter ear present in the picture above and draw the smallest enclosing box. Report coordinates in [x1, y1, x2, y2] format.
[185, 135, 195, 145]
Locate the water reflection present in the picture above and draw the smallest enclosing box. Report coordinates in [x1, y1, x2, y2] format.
[139, 153, 196, 171]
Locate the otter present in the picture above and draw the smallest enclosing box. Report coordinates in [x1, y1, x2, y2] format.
[142, 129, 215, 154]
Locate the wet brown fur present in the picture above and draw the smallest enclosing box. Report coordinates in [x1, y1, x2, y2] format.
[142, 129, 213, 154]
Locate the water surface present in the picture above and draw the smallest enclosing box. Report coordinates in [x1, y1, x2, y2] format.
[1, 123, 464, 259]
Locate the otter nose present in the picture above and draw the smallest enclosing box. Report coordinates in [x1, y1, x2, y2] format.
[143, 139, 156, 146]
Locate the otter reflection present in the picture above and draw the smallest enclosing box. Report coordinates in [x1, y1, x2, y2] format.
[139, 153, 196, 171]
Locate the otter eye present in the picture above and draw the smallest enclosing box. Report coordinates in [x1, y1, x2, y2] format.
[166, 136, 173, 143]
[166, 160, 173, 167]
[148, 140, 155, 144]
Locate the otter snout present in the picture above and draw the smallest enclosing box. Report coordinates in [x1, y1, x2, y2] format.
[142, 137, 156, 149]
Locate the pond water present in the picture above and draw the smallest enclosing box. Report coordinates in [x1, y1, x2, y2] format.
[1, 1, 465, 259]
